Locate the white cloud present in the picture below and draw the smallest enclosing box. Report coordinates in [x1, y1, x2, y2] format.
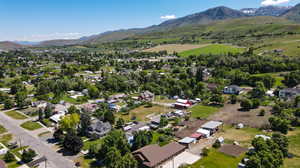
[20, 32, 85, 42]
[160, 15, 176, 20]
[261, 0, 291, 6]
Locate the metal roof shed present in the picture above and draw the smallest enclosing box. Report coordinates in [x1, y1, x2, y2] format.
[179, 137, 196, 144]
[201, 121, 223, 130]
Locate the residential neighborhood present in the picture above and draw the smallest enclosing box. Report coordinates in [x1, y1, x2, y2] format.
[1, 0, 300, 168]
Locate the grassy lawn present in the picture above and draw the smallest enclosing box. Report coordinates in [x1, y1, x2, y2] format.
[151, 131, 172, 146]
[179, 44, 245, 57]
[192, 148, 244, 168]
[75, 156, 100, 168]
[188, 105, 219, 119]
[284, 128, 300, 168]
[0, 125, 7, 134]
[217, 125, 269, 147]
[83, 139, 103, 151]
[38, 131, 51, 137]
[20, 121, 42, 131]
[0, 155, 21, 168]
[5, 111, 28, 120]
[251, 72, 284, 88]
[117, 105, 172, 121]
[0, 134, 13, 146]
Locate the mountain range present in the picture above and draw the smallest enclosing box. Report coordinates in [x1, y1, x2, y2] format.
[3, 3, 300, 50]
[240, 6, 292, 16]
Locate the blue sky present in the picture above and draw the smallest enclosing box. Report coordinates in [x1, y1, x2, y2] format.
[1, 0, 300, 41]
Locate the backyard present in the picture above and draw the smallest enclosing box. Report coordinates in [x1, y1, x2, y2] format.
[117, 105, 172, 121]
[191, 148, 244, 168]
[188, 104, 220, 119]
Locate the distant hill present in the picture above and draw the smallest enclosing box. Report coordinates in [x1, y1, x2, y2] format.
[128, 16, 297, 46]
[0, 41, 25, 50]
[158, 6, 248, 29]
[281, 4, 300, 23]
[241, 6, 291, 16]
[37, 39, 80, 47]
[13, 41, 40, 45]
[3, 4, 300, 48]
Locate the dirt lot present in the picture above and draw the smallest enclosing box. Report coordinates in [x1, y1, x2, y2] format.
[219, 144, 248, 157]
[208, 103, 271, 128]
[143, 44, 210, 53]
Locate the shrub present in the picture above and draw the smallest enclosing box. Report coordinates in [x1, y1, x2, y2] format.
[212, 140, 221, 149]
[259, 109, 266, 116]
[202, 148, 209, 157]
[4, 151, 15, 162]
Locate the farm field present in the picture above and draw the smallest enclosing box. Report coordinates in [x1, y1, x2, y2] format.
[191, 148, 244, 168]
[179, 44, 245, 57]
[143, 44, 210, 53]
[20, 121, 43, 131]
[188, 104, 220, 119]
[4, 110, 28, 120]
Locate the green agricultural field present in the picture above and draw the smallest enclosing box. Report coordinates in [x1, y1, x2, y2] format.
[192, 148, 244, 168]
[20, 121, 42, 131]
[188, 104, 219, 119]
[179, 44, 245, 57]
[5, 111, 28, 120]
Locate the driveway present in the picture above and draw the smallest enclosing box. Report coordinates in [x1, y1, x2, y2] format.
[0, 110, 75, 168]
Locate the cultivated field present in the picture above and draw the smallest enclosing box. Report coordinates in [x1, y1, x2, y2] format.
[143, 44, 210, 53]
[179, 44, 245, 57]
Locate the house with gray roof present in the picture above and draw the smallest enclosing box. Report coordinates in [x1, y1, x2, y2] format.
[87, 120, 112, 138]
[224, 85, 243, 95]
[279, 88, 300, 100]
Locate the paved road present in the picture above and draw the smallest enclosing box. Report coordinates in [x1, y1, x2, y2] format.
[0, 110, 75, 168]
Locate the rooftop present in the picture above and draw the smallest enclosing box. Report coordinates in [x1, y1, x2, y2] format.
[201, 121, 223, 130]
[133, 142, 186, 167]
